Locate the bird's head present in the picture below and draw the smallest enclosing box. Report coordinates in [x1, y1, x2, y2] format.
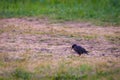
[72, 44, 77, 49]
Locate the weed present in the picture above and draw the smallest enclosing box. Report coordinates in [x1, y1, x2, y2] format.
[0, 61, 4, 67]
[12, 68, 32, 80]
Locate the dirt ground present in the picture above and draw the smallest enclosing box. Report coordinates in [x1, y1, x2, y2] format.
[0, 18, 120, 73]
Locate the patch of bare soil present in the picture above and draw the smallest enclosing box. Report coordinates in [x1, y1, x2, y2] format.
[0, 18, 120, 71]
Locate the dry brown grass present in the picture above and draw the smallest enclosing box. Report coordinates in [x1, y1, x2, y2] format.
[0, 18, 120, 79]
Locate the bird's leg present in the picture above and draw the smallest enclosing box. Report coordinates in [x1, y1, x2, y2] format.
[79, 54, 81, 56]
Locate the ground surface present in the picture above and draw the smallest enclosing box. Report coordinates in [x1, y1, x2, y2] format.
[0, 18, 120, 79]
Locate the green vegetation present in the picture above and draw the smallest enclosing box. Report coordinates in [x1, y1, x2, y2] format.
[0, 0, 120, 25]
[12, 68, 32, 80]
[0, 63, 120, 80]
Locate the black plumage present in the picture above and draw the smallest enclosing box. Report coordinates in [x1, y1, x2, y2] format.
[72, 44, 88, 56]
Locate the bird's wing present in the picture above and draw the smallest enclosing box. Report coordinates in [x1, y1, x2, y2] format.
[78, 46, 87, 53]
[74, 46, 82, 53]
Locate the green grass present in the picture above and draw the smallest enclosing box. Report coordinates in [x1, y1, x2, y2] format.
[0, 64, 119, 80]
[0, 0, 120, 25]
[0, 69, 32, 80]
[12, 68, 32, 80]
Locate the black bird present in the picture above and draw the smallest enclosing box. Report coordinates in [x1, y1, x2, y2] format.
[72, 44, 88, 56]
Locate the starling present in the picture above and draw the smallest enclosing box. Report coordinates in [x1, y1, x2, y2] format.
[72, 44, 88, 56]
